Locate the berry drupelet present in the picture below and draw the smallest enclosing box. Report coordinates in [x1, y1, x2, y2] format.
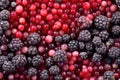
[40, 69, 49, 80]
[27, 32, 41, 45]
[0, 21, 9, 31]
[32, 55, 43, 67]
[27, 67, 37, 77]
[111, 11, 120, 24]
[45, 57, 54, 67]
[78, 30, 91, 42]
[111, 25, 120, 35]
[92, 53, 102, 62]
[54, 74, 63, 80]
[0, 10, 10, 20]
[28, 46, 38, 56]
[53, 50, 67, 63]
[108, 47, 120, 58]
[0, 55, 8, 67]
[12, 54, 27, 68]
[9, 38, 23, 52]
[49, 65, 60, 75]
[68, 40, 79, 51]
[104, 71, 115, 80]
[2, 61, 15, 73]
[94, 15, 109, 30]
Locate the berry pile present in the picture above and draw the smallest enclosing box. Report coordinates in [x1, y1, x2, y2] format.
[0, 0, 120, 80]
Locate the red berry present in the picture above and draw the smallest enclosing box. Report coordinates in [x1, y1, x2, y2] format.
[15, 5, 24, 14]
[45, 35, 53, 43]
[83, 2, 91, 10]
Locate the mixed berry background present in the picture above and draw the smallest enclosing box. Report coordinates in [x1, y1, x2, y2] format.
[0, 0, 120, 80]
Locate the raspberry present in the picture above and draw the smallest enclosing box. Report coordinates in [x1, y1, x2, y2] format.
[0, 10, 10, 20]
[78, 16, 92, 29]
[99, 30, 109, 41]
[0, 55, 8, 67]
[32, 55, 43, 67]
[92, 53, 102, 62]
[94, 15, 109, 30]
[54, 74, 63, 80]
[111, 25, 120, 35]
[78, 42, 85, 50]
[27, 67, 37, 77]
[49, 65, 60, 75]
[78, 30, 91, 42]
[62, 34, 70, 43]
[27, 33, 41, 45]
[28, 46, 38, 56]
[9, 38, 23, 52]
[12, 54, 27, 68]
[68, 40, 79, 51]
[95, 43, 107, 54]
[108, 47, 120, 58]
[40, 69, 49, 80]
[53, 50, 67, 63]
[2, 61, 15, 73]
[79, 52, 88, 59]
[111, 11, 120, 24]
[45, 57, 54, 67]
[104, 71, 115, 80]
[0, 0, 9, 9]
[92, 36, 102, 46]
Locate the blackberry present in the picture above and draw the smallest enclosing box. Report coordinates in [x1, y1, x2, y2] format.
[85, 42, 94, 51]
[78, 30, 91, 41]
[95, 43, 107, 54]
[94, 15, 109, 30]
[49, 65, 60, 75]
[111, 11, 120, 24]
[0, 27, 3, 35]
[53, 50, 67, 63]
[99, 30, 109, 41]
[0, 55, 8, 67]
[111, 25, 120, 35]
[28, 46, 38, 56]
[28, 67, 37, 77]
[12, 54, 27, 68]
[68, 40, 79, 51]
[40, 69, 49, 80]
[27, 57, 32, 65]
[78, 16, 92, 29]
[54, 74, 63, 80]
[0, 21, 9, 31]
[55, 36, 62, 43]
[115, 58, 120, 65]
[105, 58, 112, 64]
[116, 0, 120, 10]
[62, 34, 70, 43]
[45, 57, 54, 67]
[0, 0, 9, 9]
[108, 47, 120, 58]
[7, 53, 14, 59]
[9, 38, 23, 52]
[104, 71, 115, 80]
[11, 2, 17, 8]
[92, 53, 102, 62]
[32, 55, 43, 67]
[2, 61, 15, 73]
[106, 38, 114, 47]
[55, 0, 62, 3]
[78, 42, 85, 50]
[0, 10, 10, 20]
[0, 35, 8, 44]
[92, 36, 102, 46]
[79, 52, 88, 59]
[70, 33, 76, 39]
[27, 32, 41, 45]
